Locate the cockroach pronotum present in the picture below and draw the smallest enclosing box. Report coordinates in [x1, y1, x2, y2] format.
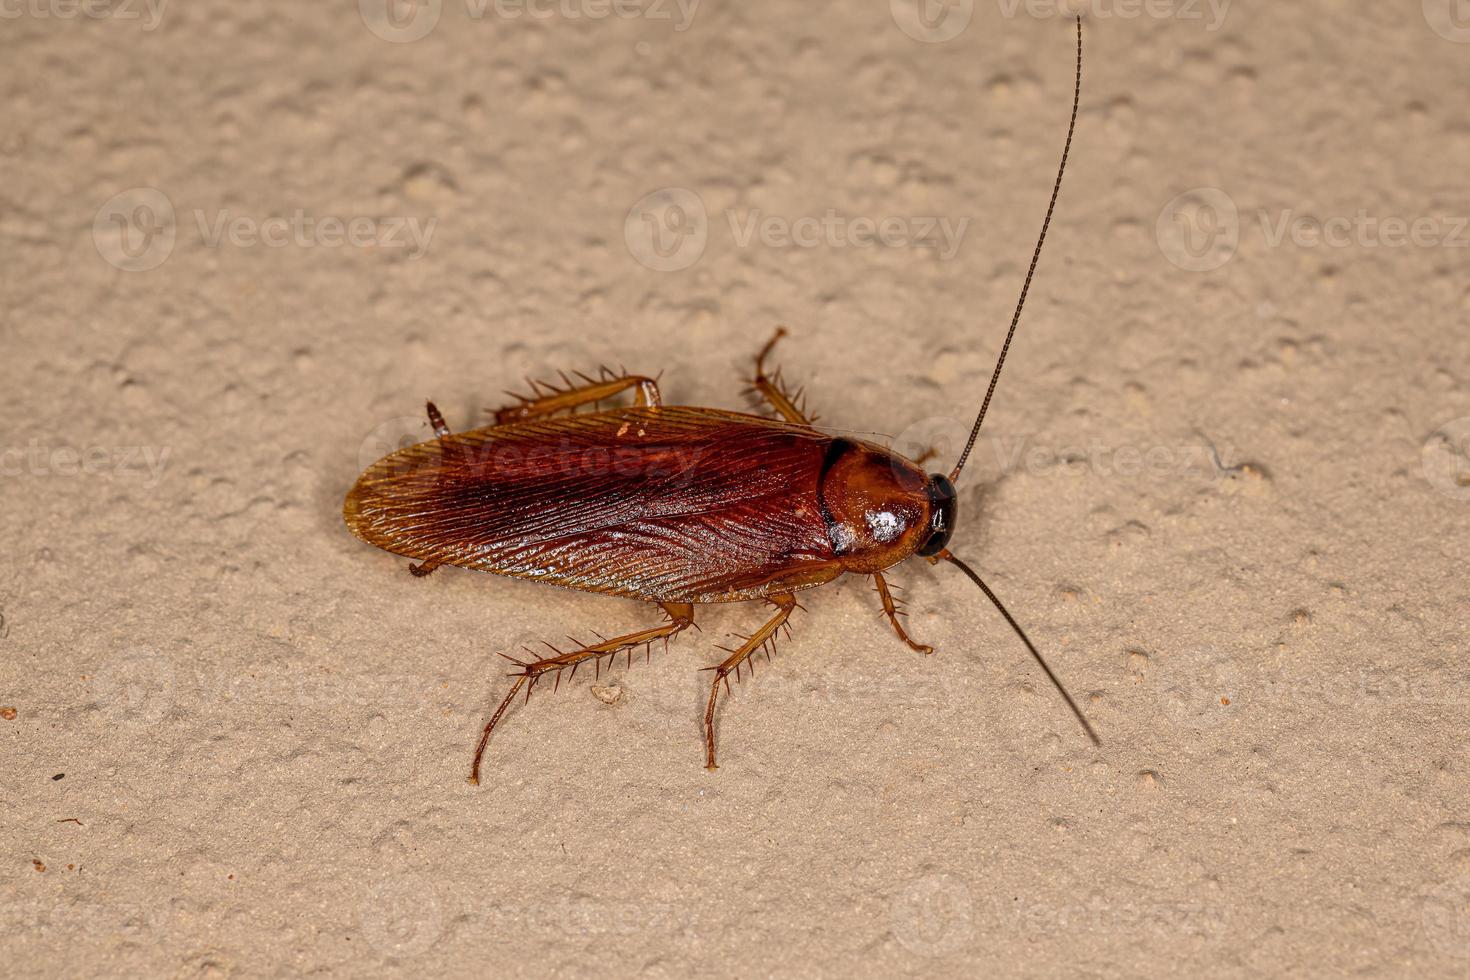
[346, 18, 1095, 783]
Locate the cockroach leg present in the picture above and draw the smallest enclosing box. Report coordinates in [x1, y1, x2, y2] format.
[469, 602, 694, 784]
[425, 400, 450, 438]
[701, 593, 797, 770]
[872, 571, 934, 655]
[408, 559, 441, 577]
[492, 373, 661, 426]
[750, 326, 817, 425]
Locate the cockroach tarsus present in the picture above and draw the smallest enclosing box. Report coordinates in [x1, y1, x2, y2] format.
[344, 18, 1096, 783]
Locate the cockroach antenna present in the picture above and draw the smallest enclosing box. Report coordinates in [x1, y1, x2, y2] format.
[949, 14, 1083, 485]
[935, 16, 1101, 749]
[940, 549, 1101, 746]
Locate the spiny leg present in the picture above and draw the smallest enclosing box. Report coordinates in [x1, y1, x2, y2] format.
[494, 369, 660, 425]
[702, 593, 797, 770]
[872, 571, 934, 655]
[469, 602, 694, 784]
[748, 327, 816, 425]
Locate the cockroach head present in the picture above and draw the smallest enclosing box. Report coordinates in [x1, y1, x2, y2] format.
[918, 473, 957, 557]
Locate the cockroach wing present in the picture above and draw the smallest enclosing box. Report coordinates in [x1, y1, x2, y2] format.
[344, 407, 844, 603]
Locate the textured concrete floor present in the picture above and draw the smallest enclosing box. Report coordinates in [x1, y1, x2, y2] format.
[4, 1, 1470, 976]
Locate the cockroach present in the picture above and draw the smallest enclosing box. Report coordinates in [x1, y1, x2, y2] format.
[346, 18, 1095, 783]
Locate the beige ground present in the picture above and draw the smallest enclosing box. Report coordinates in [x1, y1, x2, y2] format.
[4, 0, 1470, 976]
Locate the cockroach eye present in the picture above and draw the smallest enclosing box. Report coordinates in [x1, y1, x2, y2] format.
[918, 474, 957, 557]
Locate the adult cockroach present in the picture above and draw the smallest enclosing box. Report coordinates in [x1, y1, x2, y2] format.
[346, 18, 1095, 783]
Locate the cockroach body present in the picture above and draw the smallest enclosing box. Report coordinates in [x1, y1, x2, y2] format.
[345, 19, 1094, 782]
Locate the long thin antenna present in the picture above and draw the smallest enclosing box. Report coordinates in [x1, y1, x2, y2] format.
[941, 550, 1101, 747]
[949, 15, 1083, 484]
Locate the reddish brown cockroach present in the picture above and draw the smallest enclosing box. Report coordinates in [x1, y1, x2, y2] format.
[346, 19, 1096, 782]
